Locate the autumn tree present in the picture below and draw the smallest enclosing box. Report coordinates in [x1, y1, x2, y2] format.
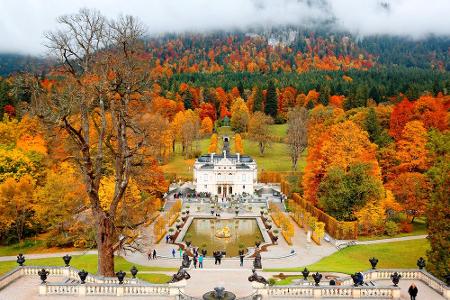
[389, 98, 414, 140]
[230, 98, 250, 133]
[208, 133, 218, 154]
[235, 133, 244, 154]
[34, 162, 87, 246]
[264, 80, 277, 118]
[0, 175, 35, 242]
[388, 172, 430, 222]
[426, 129, 450, 280]
[396, 120, 429, 172]
[248, 112, 273, 156]
[287, 107, 308, 170]
[200, 117, 213, 135]
[318, 163, 384, 221]
[252, 86, 263, 112]
[365, 107, 390, 147]
[36, 9, 155, 275]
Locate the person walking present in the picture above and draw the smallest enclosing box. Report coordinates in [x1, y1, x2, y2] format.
[165, 235, 170, 243]
[193, 255, 198, 269]
[179, 247, 183, 258]
[198, 255, 204, 268]
[218, 252, 223, 265]
[408, 283, 418, 300]
[152, 249, 157, 259]
[172, 248, 176, 258]
[148, 250, 152, 260]
[239, 253, 244, 267]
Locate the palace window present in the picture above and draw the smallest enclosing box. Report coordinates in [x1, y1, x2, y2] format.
[242, 174, 246, 181]
[243, 185, 245, 189]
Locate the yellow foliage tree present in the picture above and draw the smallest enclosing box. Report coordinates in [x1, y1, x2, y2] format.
[200, 117, 213, 135]
[235, 133, 244, 154]
[0, 175, 35, 242]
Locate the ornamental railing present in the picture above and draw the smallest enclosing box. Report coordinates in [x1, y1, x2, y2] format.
[0, 265, 184, 297]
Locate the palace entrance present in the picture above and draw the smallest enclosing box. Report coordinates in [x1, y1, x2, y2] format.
[217, 185, 233, 197]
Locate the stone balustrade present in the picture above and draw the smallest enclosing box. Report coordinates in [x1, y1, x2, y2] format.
[0, 265, 184, 297]
[337, 269, 450, 299]
[257, 284, 399, 299]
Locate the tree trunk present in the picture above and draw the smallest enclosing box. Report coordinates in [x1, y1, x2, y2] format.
[96, 212, 115, 276]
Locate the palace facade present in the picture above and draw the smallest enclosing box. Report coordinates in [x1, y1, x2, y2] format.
[193, 150, 257, 197]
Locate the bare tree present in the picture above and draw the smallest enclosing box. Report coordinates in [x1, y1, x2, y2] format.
[33, 9, 150, 276]
[287, 107, 308, 170]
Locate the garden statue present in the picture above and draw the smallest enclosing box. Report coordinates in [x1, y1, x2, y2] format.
[302, 267, 310, 280]
[369, 257, 379, 269]
[182, 252, 191, 268]
[253, 252, 262, 269]
[38, 268, 49, 284]
[116, 270, 126, 284]
[168, 266, 191, 283]
[130, 266, 138, 278]
[63, 254, 72, 267]
[78, 270, 88, 284]
[248, 269, 269, 285]
[390, 272, 401, 286]
[417, 257, 426, 270]
[312, 272, 322, 286]
[16, 253, 25, 266]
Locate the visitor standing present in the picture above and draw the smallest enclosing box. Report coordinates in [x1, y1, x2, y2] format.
[193, 255, 198, 269]
[153, 249, 157, 259]
[408, 283, 418, 300]
[239, 253, 244, 267]
[148, 250, 152, 260]
[179, 247, 183, 258]
[165, 235, 170, 243]
[172, 248, 176, 258]
[199, 255, 204, 268]
[218, 252, 223, 265]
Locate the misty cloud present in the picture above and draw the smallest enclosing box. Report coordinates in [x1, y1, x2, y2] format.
[0, 0, 449, 55]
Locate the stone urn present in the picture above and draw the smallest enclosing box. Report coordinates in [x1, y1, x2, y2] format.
[417, 257, 426, 270]
[312, 272, 322, 286]
[390, 272, 401, 287]
[16, 254, 25, 266]
[116, 270, 126, 284]
[63, 254, 72, 267]
[130, 266, 138, 278]
[302, 268, 310, 280]
[38, 268, 49, 284]
[369, 257, 379, 270]
[78, 270, 88, 284]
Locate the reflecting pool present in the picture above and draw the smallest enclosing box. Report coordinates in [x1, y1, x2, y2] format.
[183, 218, 263, 257]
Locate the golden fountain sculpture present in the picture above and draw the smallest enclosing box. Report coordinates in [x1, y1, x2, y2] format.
[215, 226, 231, 238]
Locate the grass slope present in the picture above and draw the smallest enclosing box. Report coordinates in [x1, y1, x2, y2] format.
[265, 239, 429, 275]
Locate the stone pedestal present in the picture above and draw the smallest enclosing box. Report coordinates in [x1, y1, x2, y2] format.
[38, 284, 47, 295]
[392, 288, 401, 299]
[313, 288, 321, 298]
[116, 286, 124, 296]
[352, 288, 361, 298]
[78, 285, 86, 296]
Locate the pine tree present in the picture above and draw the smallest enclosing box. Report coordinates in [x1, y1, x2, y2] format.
[253, 86, 263, 112]
[264, 80, 277, 118]
[183, 89, 193, 110]
[238, 81, 244, 98]
[365, 108, 381, 143]
[369, 86, 381, 103]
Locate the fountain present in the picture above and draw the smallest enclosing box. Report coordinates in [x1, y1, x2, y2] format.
[202, 286, 236, 300]
[215, 226, 231, 238]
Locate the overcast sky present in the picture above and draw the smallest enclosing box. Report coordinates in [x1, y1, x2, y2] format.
[0, 0, 449, 55]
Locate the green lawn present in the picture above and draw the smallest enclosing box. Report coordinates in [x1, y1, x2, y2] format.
[358, 218, 427, 241]
[269, 124, 287, 138]
[265, 239, 429, 275]
[0, 254, 176, 283]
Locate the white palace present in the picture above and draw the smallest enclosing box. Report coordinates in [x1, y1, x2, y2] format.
[193, 136, 257, 197]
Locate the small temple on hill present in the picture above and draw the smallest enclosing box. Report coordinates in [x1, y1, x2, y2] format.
[193, 136, 257, 197]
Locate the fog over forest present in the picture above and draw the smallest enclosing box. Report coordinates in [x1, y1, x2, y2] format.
[0, 0, 450, 54]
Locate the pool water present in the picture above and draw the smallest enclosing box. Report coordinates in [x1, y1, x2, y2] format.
[183, 218, 263, 257]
